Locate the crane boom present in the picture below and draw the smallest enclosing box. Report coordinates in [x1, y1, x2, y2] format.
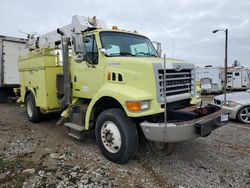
[27, 15, 107, 50]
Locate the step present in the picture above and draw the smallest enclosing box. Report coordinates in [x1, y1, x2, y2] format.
[68, 132, 82, 140]
[64, 122, 84, 131]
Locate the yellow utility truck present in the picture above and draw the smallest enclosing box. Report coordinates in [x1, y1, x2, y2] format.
[18, 15, 228, 164]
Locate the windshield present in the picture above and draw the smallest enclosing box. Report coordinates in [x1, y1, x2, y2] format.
[100, 32, 158, 57]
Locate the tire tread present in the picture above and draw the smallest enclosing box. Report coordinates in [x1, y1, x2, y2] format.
[95, 108, 138, 164]
[25, 94, 42, 123]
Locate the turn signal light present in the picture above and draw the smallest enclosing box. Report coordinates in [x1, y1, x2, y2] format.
[126, 101, 141, 112]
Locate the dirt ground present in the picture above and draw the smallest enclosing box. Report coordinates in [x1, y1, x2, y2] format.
[0, 98, 250, 188]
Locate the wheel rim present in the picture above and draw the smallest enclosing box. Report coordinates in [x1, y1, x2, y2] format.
[101, 121, 122, 153]
[151, 142, 168, 152]
[26, 100, 33, 118]
[153, 142, 166, 150]
[149, 141, 174, 156]
[240, 106, 250, 123]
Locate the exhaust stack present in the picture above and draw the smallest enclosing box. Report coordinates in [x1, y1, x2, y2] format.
[57, 28, 71, 107]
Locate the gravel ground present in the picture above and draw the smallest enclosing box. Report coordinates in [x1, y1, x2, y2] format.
[0, 99, 250, 188]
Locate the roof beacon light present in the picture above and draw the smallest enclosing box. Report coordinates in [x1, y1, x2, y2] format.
[112, 26, 118, 30]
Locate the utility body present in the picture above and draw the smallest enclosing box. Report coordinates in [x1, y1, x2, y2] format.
[18, 15, 228, 164]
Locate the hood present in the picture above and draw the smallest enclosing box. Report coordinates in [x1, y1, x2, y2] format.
[214, 91, 250, 104]
[105, 56, 192, 66]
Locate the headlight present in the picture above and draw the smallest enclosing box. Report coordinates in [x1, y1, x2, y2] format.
[126, 100, 149, 112]
[224, 101, 240, 107]
[141, 101, 149, 110]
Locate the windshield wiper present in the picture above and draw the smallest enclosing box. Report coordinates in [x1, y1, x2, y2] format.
[135, 52, 158, 57]
[109, 52, 135, 56]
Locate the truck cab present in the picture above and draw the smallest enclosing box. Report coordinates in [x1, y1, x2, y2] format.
[18, 16, 228, 164]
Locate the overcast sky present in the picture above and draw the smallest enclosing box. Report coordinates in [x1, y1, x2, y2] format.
[1, 0, 250, 67]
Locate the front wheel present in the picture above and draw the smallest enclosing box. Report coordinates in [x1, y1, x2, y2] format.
[95, 108, 139, 164]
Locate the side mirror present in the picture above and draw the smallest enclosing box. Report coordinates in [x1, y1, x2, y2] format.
[72, 34, 86, 63]
[152, 41, 162, 57]
[100, 48, 107, 55]
[72, 34, 85, 56]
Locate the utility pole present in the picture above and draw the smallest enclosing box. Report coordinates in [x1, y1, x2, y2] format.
[213, 28, 228, 103]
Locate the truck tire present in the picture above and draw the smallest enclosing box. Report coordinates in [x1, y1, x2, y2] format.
[95, 108, 139, 164]
[25, 94, 42, 122]
[147, 141, 175, 156]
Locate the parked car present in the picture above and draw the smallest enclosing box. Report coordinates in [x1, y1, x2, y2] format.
[212, 89, 250, 123]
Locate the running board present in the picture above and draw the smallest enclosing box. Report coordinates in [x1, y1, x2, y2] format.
[64, 122, 85, 131]
[68, 132, 82, 140]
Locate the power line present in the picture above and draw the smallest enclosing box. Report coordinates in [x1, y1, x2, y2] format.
[229, 34, 250, 49]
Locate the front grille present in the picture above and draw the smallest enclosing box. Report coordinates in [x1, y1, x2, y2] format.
[158, 69, 192, 98]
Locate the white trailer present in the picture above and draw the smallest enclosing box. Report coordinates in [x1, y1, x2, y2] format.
[0, 35, 28, 102]
[195, 66, 223, 93]
[227, 67, 250, 90]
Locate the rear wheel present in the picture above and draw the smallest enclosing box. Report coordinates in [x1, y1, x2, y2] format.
[25, 94, 42, 122]
[148, 141, 175, 156]
[237, 106, 250, 124]
[95, 108, 138, 164]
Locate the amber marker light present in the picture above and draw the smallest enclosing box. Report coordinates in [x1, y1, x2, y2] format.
[126, 101, 149, 112]
[126, 101, 141, 112]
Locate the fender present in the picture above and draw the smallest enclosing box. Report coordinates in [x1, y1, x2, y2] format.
[24, 88, 37, 102]
[84, 83, 154, 129]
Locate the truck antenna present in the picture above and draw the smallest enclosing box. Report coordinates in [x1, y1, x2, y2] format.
[163, 54, 167, 137]
[18, 30, 28, 35]
[171, 42, 175, 58]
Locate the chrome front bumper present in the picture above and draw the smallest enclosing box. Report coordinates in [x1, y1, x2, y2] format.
[140, 109, 228, 143]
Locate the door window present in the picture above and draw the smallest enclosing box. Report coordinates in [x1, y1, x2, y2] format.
[83, 35, 98, 64]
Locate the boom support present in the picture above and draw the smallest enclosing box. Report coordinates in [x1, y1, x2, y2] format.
[27, 15, 107, 50]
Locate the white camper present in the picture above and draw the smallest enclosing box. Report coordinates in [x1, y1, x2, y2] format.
[227, 67, 250, 90]
[0, 35, 28, 102]
[196, 66, 223, 93]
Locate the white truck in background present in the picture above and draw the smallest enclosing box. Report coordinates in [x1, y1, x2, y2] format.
[227, 67, 250, 90]
[0, 35, 28, 102]
[196, 66, 223, 94]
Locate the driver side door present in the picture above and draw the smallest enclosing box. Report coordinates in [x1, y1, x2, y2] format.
[72, 35, 102, 99]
